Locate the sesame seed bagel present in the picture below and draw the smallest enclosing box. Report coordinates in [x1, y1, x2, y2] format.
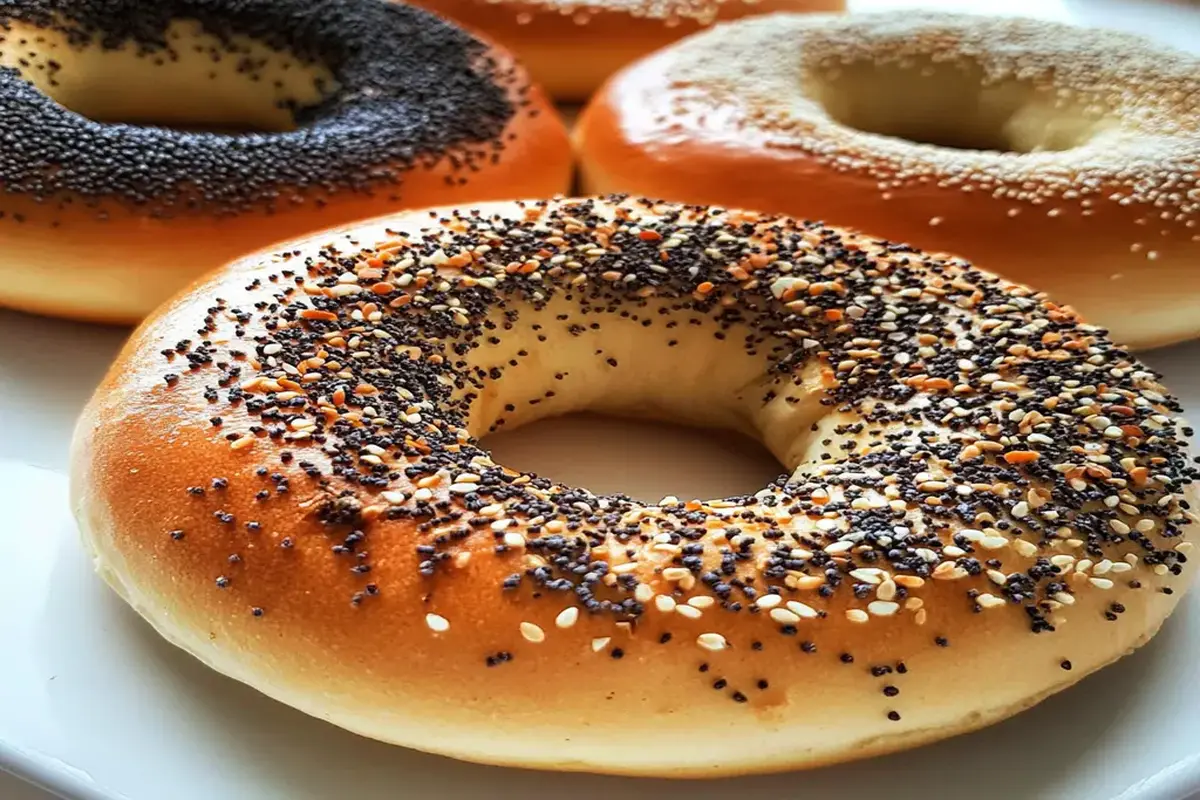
[0, 0, 570, 325]
[409, 0, 843, 102]
[70, 197, 1198, 777]
[575, 12, 1200, 350]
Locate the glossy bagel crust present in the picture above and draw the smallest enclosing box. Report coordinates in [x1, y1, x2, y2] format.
[575, 12, 1200, 350]
[72, 197, 1198, 776]
[410, 0, 844, 101]
[0, 0, 570, 324]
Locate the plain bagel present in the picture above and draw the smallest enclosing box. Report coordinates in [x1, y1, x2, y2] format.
[72, 196, 1199, 776]
[0, 0, 570, 324]
[575, 12, 1200, 350]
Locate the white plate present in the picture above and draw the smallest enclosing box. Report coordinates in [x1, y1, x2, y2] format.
[1, 2, 1198, 798]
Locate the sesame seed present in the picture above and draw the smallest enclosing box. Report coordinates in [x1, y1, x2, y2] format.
[755, 594, 782, 610]
[425, 613, 450, 633]
[849, 568, 883, 585]
[787, 600, 820, 619]
[867, 601, 899, 617]
[697, 633, 728, 652]
[520, 622, 546, 643]
[1013, 540, 1040, 558]
[770, 607, 801, 625]
[555, 607, 579, 629]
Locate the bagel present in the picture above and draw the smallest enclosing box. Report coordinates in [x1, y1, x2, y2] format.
[71, 196, 1199, 776]
[0, 0, 570, 324]
[409, 0, 844, 102]
[575, 12, 1200, 350]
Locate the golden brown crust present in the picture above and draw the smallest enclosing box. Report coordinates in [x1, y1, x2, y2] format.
[575, 12, 1200, 350]
[71, 197, 1198, 775]
[410, 0, 844, 101]
[0, 7, 571, 324]
[0, 117, 569, 324]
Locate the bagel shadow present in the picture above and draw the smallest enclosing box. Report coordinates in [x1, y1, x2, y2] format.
[39, 505, 1196, 800]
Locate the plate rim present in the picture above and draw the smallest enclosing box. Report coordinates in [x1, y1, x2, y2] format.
[4, 725, 1200, 800]
[0, 740, 130, 800]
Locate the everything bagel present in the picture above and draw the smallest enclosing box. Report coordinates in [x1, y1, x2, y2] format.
[71, 196, 1199, 775]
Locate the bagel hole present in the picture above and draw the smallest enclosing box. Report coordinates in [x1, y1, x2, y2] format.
[483, 413, 784, 504]
[0, 19, 336, 135]
[812, 58, 1100, 153]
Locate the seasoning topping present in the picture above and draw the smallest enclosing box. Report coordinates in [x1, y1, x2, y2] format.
[146, 196, 1196, 715]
